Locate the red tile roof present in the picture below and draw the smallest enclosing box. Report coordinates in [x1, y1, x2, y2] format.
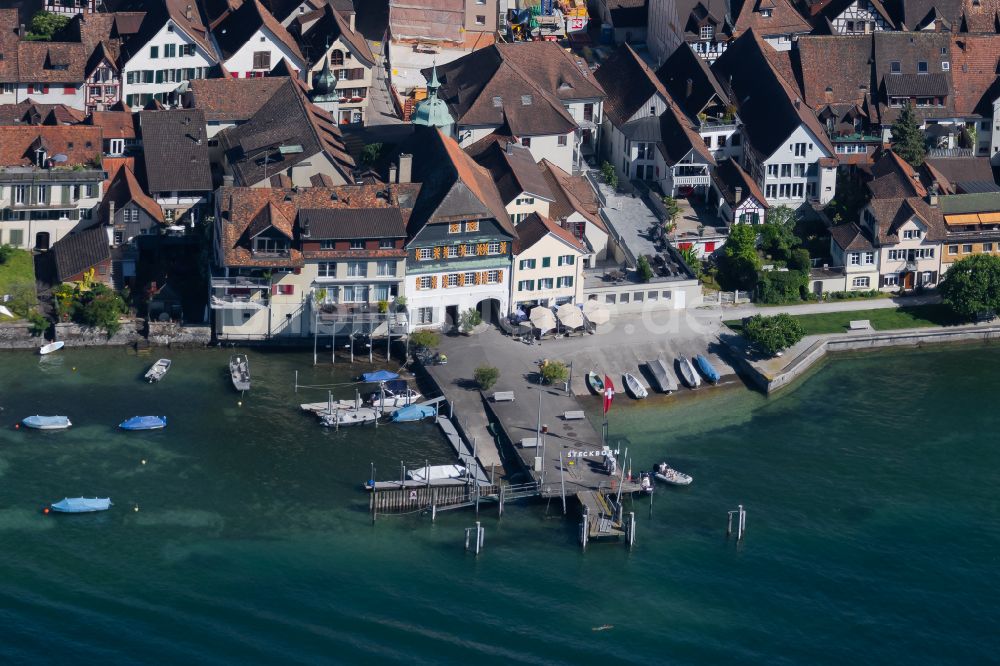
[0, 125, 103, 167]
[100, 165, 163, 224]
[513, 212, 587, 254]
[950, 35, 1000, 116]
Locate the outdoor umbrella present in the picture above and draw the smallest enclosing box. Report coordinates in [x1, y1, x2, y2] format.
[556, 303, 584, 329]
[582, 300, 610, 326]
[529, 306, 557, 333]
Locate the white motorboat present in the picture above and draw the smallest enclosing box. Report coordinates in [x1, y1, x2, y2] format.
[230, 354, 250, 391]
[654, 461, 693, 486]
[319, 407, 378, 427]
[623, 372, 648, 399]
[22, 415, 72, 430]
[144, 358, 171, 383]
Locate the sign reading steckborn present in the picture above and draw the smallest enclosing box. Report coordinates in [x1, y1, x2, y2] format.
[566, 449, 620, 459]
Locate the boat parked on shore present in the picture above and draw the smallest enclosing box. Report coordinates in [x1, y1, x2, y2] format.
[119, 415, 167, 431]
[144, 358, 171, 383]
[645, 359, 678, 393]
[586, 371, 605, 394]
[695, 355, 720, 384]
[623, 372, 648, 399]
[230, 354, 250, 391]
[46, 497, 111, 513]
[655, 461, 693, 486]
[39, 341, 64, 355]
[677, 357, 701, 389]
[22, 415, 71, 430]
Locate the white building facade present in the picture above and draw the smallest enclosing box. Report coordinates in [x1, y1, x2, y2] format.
[122, 21, 217, 108]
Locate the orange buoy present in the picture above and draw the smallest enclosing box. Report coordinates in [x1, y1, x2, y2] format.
[42, 507, 50, 514]
[14, 423, 19, 429]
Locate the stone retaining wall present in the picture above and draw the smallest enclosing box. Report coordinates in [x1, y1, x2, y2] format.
[54, 319, 143, 347]
[0, 321, 42, 349]
[746, 324, 1000, 393]
[147, 321, 212, 347]
[0, 319, 213, 351]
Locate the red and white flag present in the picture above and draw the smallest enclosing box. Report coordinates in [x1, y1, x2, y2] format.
[603, 375, 615, 415]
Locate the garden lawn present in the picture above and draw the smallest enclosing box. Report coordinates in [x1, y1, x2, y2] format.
[0, 249, 35, 298]
[725, 304, 962, 336]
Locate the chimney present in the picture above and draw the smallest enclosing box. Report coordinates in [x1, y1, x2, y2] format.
[505, 140, 513, 154]
[18, 24, 24, 37]
[794, 98, 801, 109]
[185, 4, 193, 20]
[349, 11, 356, 32]
[223, 174, 234, 187]
[685, 78, 693, 98]
[398, 153, 412, 184]
[734, 186, 742, 203]
[389, 163, 398, 183]
[301, 217, 311, 237]
[108, 200, 115, 226]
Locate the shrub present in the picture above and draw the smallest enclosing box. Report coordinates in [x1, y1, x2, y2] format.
[459, 307, 482, 333]
[636, 255, 654, 282]
[600, 161, 618, 189]
[474, 365, 499, 390]
[6, 281, 37, 317]
[72, 284, 127, 335]
[757, 269, 808, 304]
[538, 359, 569, 385]
[742, 313, 804, 356]
[377, 299, 389, 314]
[409, 329, 440, 349]
[0, 244, 14, 264]
[26, 310, 48, 336]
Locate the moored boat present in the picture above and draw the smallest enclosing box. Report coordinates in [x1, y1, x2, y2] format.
[677, 357, 701, 389]
[391, 404, 436, 422]
[46, 497, 111, 513]
[645, 359, 678, 393]
[22, 415, 71, 430]
[119, 415, 167, 430]
[638, 471, 654, 494]
[144, 358, 171, 383]
[319, 408, 378, 427]
[654, 461, 693, 486]
[39, 341, 64, 355]
[368, 381, 421, 407]
[407, 464, 467, 482]
[586, 371, 605, 394]
[695, 354, 720, 384]
[623, 372, 648, 399]
[230, 354, 250, 391]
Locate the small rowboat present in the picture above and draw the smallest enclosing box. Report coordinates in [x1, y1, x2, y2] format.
[22, 415, 72, 430]
[39, 341, 64, 355]
[586, 371, 605, 394]
[47, 497, 112, 513]
[677, 357, 701, 389]
[654, 461, 693, 486]
[645, 359, 678, 393]
[623, 372, 648, 399]
[695, 354, 720, 384]
[230, 354, 250, 391]
[119, 415, 167, 430]
[144, 358, 171, 383]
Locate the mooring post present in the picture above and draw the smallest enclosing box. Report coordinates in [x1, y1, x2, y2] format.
[431, 502, 436, 521]
[628, 512, 636, 548]
[559, 451, 567, 515]
[295, 370, 299, 393]
[465, 528, 471, 551]
[498, 484, 504, 518]
[450, 400, 454, 419]
[581, 506, 589, 550]
[727, 510, 733, 536]
[475, 521, 482, 555]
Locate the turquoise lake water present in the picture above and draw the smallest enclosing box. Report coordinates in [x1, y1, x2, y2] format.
[0, 345, 998, 664]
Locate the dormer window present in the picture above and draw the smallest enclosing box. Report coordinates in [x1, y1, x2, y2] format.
[35, 148, 47, 167]
[700, 25, 713, 40]
[760, 8, 772, 16]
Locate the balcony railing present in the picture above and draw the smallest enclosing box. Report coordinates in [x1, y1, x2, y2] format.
[672, 174, 711, 186]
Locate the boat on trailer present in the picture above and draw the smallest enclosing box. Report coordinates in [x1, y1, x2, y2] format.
[119, 415, 167, 430]
[230, 354, 250, 391]
[623, 372, 648, 399]
[645, 359, 678, 393]
[654, 461, 693, 486]
[47, 497, 112, 513]
[695, 354, 720, 384]
[144, 358, 171, 383]
[39, 341, 64, 355]
[586, 371, 605, 394]
[677, 357, 701, 389]
[22, 415, 72, 430]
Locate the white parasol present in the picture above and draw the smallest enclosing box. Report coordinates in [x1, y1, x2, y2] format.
[556, 303, 584, 329]
[529, 306, 557, 332]
[582, 299, 610, 326]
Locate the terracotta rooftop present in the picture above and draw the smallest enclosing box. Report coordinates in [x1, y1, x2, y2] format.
[513, 212, 588, 255]
[86, 110, 138, 139]
[733, 0, 812, 37]
[0, 125, 103, 168]
[595, 44, 670, 127]
[538, 158, 606, 233]
[950, 35, 1000, 116]
[100, 165, 163, 224]
[181, 76, 288, 121]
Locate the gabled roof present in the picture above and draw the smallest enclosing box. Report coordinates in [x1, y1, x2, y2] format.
[0, 101, 84, 125]
[873, 31, 954, 124]
[17, 41, 89, 83]
[100, 165, 163, 224]
[467, 137, 556, 205]
[656, 41, 730, 119]
[796, 35, 873, 111]
[813, 0, 895, 28]
[299, 208, 406, 239]
[869, 196, 945, 243]
[950, 35, 1000, 116]
[595, 44, 669, 127]
[889, 0, 962, 30]
[713, 30, 835, 158]
[830, 221, 875, 251]
[118, 0, 217, 65]
[960, 0, 1000, 32]
[868, 150, 928, 198]
[87, 110, 138, 139]
[214, 0, 304, 63]
[494, 42, 604, 102]
[0, 126, 102, 167]
[406, 127, 514, 238]
[245, 201, 295, 240]
[674, 0, 734, 39]
[658, 100, 717, 167]
[538, 158, 606, 232]
[181, 76, 287, 121]
[513, 212, 587, 254]
[51, 227, 111, 283]
[714, 157, 769, 208]
[923, 156, 995, 193]
[733, 0, 812, 36]
[217, 78, 354, 186]
[138, 109, 212, 193]
[0, 9, 19, 84]
[425, 43, 578, 136]
[295, 4, 374, 69]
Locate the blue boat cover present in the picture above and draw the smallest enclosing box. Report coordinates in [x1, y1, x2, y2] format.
[22, 415, 70, 428]
[50, 497, 112, 513]
[362, 370, 399, 382]
[695, 355, 720, 382]
[391, 404, 435, 422]
[119, 415, 167, 430]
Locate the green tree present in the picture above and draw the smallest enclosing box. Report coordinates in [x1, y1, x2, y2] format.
[72, 284, 127, 335]
[741, 313, 805, 356]
[600, 161, 618, 189]
[474, 365, 499, 390]
[409, 329, 440, 349]
[26, 11, 70, 41]
[890, 104, 927, 167]
[636, 255, 654, 282]
[538, 359, 569, 385]
[6, 281, 37, 317]
[678, 245, 702, 277]
[459, 307, 482, 333]
[759, 205, 800, 260]
[661, 196, 682, 229]
[717, 224, 762, 291]
[360, 142, 383, 167]
[938, 254, 1000, 319]
[757, 269, 808, 304]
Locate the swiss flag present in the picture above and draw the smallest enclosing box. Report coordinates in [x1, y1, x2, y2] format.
[603, 375, 615, 415]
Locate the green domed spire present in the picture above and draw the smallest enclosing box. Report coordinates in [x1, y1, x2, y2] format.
[412, 65, 454, 135]
[312, 57, 339, 102]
